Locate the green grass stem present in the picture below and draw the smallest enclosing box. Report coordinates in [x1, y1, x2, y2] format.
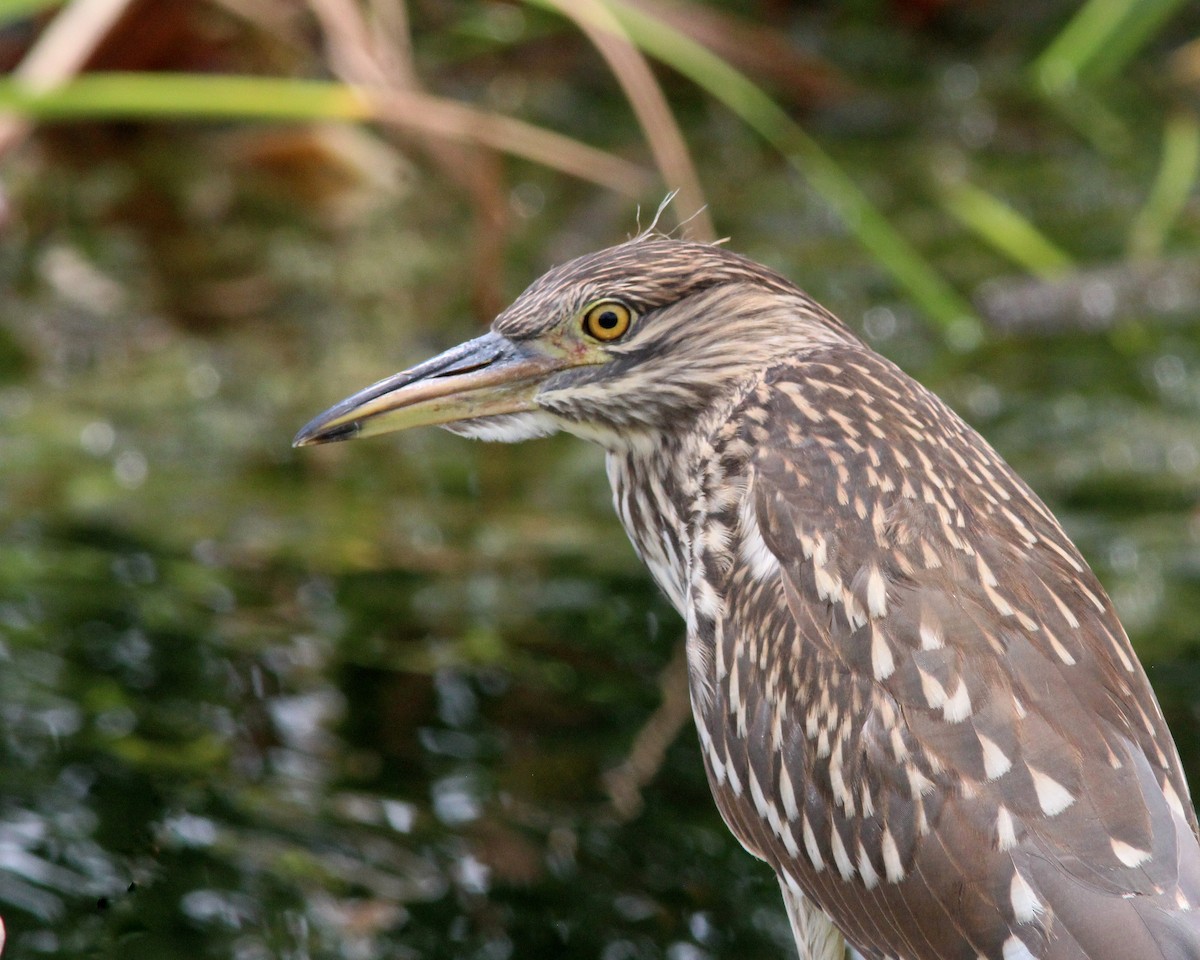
[1034, 0, 1190, 93]
[525, 0, 979, 338]
[1129, 112, 1200, 260]
[939, 180, 1074, 280]
[0, 73, 370, 122]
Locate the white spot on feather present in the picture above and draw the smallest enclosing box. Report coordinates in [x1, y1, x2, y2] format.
[857, 842, 880, 889]
[811, 535, 828, 568]
[871, 625, 896, 680]
[1002, 935, 1036, 960]
[779, 381, 822, 422]
[919, 617, 944, 650]
[814, 565, 841, 603]
[1042, 534, 1085, 572]
[802, 815, 824, 871]
[907, 766, 935, 798]
[978, 732, 1012, 780]
[859, 782, 875, 818]
[915, 801, 930, 837]
[842, 587, 867, 630]
[726, 759, 743, 798]
[774, 826, 799, 864]
[705, 744, 726, 785]
[920, 539, 942, 569]
[1106, 624, 1137, 673]
[1010, 870, 1043, 923]
[1001, 505, 1038, 545]
[780, 763, 799, 820]
[780, 866, 804, 897]
[1163, 778, 1188, 821]
[996, 805, 1017, 850]
[830, 743, 855, 814]
[1045, 584, 1081, 629]
[918, 668, 947, 709]
[1029, 766, 1075, 816]
[976, 554, 1015, 617]
[881, 828, 904, 882]
[1111, 839, 1152, 868]
[866, 565, 887, 617]
[1080, 582, 1106, 612]
[976, 553, 999, 586]
[749, 765, 770, 820]
[1015, 609, 1040, 632]
[1043, 626, 1076, 665]
[830, 826, 855, 880]
[728, 657, 741, 721]
[942, 679, 972, 722]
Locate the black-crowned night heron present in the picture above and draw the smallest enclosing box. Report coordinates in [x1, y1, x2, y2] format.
[295, 237, 1200, 960]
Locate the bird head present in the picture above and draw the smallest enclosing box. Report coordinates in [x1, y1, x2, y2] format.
[293, 237, 853, 451]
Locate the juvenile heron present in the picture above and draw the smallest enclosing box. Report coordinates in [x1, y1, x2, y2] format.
[295, 237, 1200, 960]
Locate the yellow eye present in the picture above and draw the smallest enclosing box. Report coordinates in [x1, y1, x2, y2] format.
[582, 300, 633, 341]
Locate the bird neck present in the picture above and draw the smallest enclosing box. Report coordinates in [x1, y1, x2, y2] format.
[606, 436, 690, 614]
[605, 371, 762, 616]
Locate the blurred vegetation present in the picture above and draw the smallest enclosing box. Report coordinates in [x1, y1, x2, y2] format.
[0, 0, 1198, 958]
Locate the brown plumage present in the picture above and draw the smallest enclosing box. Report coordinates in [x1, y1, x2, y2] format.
[295, 236, 1200, 960]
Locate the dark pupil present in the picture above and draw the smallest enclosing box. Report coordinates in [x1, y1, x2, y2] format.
[596, 310, 619, 329]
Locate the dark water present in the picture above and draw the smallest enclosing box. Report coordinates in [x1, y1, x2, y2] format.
[3, 7, 1200, 959]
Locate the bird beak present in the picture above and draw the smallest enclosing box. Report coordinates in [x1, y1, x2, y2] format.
[292, 332, 561, 447]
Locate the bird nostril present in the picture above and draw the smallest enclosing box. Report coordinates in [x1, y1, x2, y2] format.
[431, 358, 492, 379]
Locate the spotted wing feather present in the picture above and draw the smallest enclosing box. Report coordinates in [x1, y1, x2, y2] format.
[692, 345, 1200, 960]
